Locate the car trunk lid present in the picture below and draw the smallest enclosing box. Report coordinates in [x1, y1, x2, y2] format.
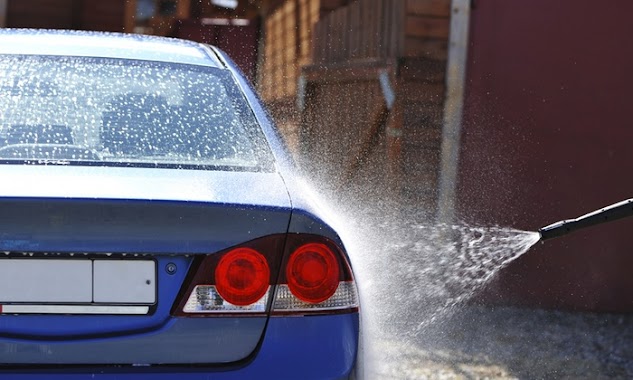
[0, 165, 291, 364]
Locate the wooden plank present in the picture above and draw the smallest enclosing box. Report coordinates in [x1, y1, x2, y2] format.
[340, 6, 348, 61]
[294, 0, 301, 57]
[378, 0, 385, 58]
[0, 0, 5, 28]
[301, 0, 453, 65]
[404, 37, 448, 60]
[383, 0, 392, 57]
[403, 100, 443, 118]
[364, 0, 372, 59]
[320, 0, 346, 11]
[123, 0, 136, 33]
[384, 0, 393, 58]
[324, 14, 331, 63]
[303, 0, 315, 63]
[407, 0, 451, 18]
[262, 0, 287, 15]
[406, 15, 450, 39]
[402, 119, 443, 146]
[268, 8, 282, 100]
[358, 0, 367, 58]
[327, 8, 336, 62]
[282, 0, 296, 99]
[398, 57, 446, 82]
[311, 0, 320, 17]
[287, 65, 297, 96]
[396, 0, 407, 57]
[311, 18, 319, 63]
[390, 0, 402, 57]
[345, 3, 352, 61]
[403, 82, 445, 104]
[332, 7, 340, 62]
[302, 60, 393, 84]
[368, 0, 376, 58]
[348, 1, 358, 59]
[340, 6, 347, 61]
[313, 19, 323, 63]
[299, 0, 311, 62]
[319, 13, 327, 63]
[175, 0, 190, 19]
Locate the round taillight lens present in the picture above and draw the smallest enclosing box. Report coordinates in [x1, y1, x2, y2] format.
[215, 248, 270, 306]
[286, 243, 340, 303]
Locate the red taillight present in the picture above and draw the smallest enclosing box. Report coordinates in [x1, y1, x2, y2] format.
[286, 243, 339, 303]
[172, 235, 285, 316]
[172, 234, 358, 317]
[215, 248, 270, 306]
[272, 235, 358, 315]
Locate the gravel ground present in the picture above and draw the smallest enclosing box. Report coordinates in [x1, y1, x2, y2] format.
[365, 305, 633, 379]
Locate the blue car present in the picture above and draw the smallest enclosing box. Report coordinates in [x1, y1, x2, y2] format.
[0, 30, 360, 379]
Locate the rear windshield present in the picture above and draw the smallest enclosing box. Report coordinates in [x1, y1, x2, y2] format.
[0, 55, 273, 171]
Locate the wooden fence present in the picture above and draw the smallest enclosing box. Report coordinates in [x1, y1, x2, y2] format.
[299, 0, 450, 213]
[312, 0, 450, 64]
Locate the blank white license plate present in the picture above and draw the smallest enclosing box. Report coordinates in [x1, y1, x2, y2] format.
[94, 260, 156, 304]
[0, 259, 156, 304]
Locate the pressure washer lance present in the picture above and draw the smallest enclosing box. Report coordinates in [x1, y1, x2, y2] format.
[539, 198, 633, 241]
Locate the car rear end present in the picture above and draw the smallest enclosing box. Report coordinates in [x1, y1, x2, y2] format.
[0, 30, 360, 379]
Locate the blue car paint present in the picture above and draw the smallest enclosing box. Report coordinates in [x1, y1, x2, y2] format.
[0, 168, 292, 362]
[0, 197, 290, 254]
[1, 314, 358, 379]
[0, 317, 268, 364]
[0, 30, 360, 378]
[0, 166, 293, 254]
[0, 256, 192, 338]
[0, 166, 290, 208]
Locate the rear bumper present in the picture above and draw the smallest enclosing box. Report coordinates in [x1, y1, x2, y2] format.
[0, 313, 360, 379]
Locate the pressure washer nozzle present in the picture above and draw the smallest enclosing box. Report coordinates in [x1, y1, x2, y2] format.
[538, 198, 633, 241]
[538, 220, 574, 241]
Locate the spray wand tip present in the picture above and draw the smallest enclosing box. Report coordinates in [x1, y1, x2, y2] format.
[538, 220, 573, 241]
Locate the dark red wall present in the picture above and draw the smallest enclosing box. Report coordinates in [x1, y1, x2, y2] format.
[459, 0, 633, 311]
[7, 0, 76, 29]
[7, 0, 127, 31]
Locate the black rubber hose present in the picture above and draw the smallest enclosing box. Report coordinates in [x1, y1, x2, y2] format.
[539, 198, 633, 241]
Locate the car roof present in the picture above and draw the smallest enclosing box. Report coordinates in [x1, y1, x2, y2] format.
[0, 29, 224, 67]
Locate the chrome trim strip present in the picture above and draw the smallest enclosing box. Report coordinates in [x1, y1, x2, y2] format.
[1, 304, 149, 315]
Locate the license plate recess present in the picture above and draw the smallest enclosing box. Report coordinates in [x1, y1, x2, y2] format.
[0, 258, 156, 315]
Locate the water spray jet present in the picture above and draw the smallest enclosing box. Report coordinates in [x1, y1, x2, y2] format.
[539, 198, 633, 241]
